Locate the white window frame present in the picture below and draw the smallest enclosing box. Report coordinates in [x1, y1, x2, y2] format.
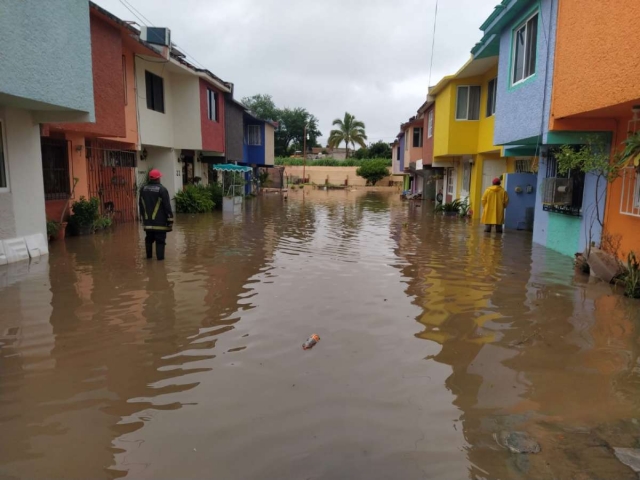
[404, 135, 409, 151]
[511, 12, 538, 86]
[0, 119, 9, 192]
[246, 125, 261, 146]
[620, 167, 640, 217]
[455, 85, 481, 121]
[427, 110, 434, 138]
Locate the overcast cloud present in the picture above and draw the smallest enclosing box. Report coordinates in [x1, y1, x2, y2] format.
[95, 0, 497, 145]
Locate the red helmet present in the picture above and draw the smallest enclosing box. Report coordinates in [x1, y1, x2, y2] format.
[149, 169, 162, 180]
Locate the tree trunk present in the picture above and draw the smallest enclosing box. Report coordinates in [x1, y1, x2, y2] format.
[345, 140, 348, 159]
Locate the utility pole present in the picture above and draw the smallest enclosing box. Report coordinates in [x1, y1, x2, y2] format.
[302, 123, 308, 184]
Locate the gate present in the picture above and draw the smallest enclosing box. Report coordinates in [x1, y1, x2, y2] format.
[86, 139, 138, 222]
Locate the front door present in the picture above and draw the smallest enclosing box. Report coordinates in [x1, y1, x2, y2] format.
[182, 156, 194, 185]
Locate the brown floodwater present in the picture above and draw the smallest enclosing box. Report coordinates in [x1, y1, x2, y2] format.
[1, 189, 640, 480]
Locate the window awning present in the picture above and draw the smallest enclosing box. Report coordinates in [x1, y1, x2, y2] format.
[210, 164, 252, 173]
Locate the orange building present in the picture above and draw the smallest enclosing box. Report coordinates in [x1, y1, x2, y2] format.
[42, 4, 162, 224]
[549, 0, 640, 259]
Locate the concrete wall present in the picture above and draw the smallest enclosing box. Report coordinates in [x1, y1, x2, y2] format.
[0, 0, 94, 121]
[141, 147, 180, 211]
[199, 80, 225, 153]
[224, 97, 244, 162]
[265, 124, 275, 166]
[136, 57, 174, 148]
[494, 0, 557, 145]
[283, 166, 402, 187]
[0, 108, 47, 241]
[171, 75, 202, 150]
[551, 0, 640, 119]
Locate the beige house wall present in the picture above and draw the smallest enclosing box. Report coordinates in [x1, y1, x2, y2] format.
[283, 166, 403, 187]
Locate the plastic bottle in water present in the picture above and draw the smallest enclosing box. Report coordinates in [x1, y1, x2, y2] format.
[302, 334, 320, 350]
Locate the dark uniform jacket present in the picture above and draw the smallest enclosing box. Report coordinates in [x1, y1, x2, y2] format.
[139, 181, 173, 231]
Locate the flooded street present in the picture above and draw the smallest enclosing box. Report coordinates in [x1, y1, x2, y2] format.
[2, 190, 640, 479]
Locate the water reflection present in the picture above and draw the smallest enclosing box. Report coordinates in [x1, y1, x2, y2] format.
[0, 191, 639, 479]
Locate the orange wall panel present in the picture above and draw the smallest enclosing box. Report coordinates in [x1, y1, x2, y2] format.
[551, 0, 640, 120]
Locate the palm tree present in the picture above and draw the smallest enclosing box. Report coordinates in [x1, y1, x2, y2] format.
[328, 112, 367, 159]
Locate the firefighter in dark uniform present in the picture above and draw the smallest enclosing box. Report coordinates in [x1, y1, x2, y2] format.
[139, 169, 173, 260]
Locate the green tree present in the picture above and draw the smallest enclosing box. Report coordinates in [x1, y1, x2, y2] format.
[353, 147, 370, 160]
[368, 140, 392, 159]
[328, 112, 367, 158]
[356, 159, 389, 185]
[277, 108, 321, 155]
[241, 94, 278, 121]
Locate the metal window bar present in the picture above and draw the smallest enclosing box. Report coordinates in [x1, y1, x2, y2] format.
[620, 167, 640, 218]
[41, 137, 72, 200]
[515, 159, 533, 173]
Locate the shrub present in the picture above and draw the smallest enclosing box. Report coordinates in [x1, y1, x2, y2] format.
[620, 251, 640, 299]
[355, 159, 390, 185]
[47, 220, 60, 238]
[207, 182, 224, 209]
[70, 196, 99, 227]
[175, 185, 215, 213]
[435, 199, 463, 214]
[94, 216, 113, 231]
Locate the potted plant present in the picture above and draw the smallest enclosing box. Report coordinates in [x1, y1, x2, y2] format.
[47, 220, 60, 242]
[435, 199, 462, 217]
[69, 196, 99, 236]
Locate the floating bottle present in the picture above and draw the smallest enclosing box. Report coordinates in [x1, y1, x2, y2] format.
[302, 334, 320, 350]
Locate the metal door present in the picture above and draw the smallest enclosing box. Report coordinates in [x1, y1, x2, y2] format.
[86, 139, 138, 222]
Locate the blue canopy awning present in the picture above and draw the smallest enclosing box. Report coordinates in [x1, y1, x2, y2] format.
[211, 164, 252, 173]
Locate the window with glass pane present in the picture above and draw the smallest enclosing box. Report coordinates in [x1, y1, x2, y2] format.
[456, 87, 469, 120]
[413, 127, 423, 148]
[456, 86, 481, 120]
[512, 13, 538, 84]
[247, 125, 261, 145]
[486, 78, 497, 116]
[427, 110, 434, 138]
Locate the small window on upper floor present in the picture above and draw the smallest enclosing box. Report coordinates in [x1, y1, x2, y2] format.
[456, 86, 481, 120]
[512, 12, 538, 85]
[427, 110, 434, 138]
[207, 89, 219, 122]
[145, 70, 165, 113]
[247, 125, 261, 146]
[413, 127, 423, 148]
[486, 78, 497, 117]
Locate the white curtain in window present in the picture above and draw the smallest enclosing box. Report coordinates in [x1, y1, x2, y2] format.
[468, 86, 481, 120]
[456, 87, 469, 120]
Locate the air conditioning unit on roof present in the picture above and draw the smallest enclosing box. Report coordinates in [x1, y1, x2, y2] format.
[140, 26, 171, 47]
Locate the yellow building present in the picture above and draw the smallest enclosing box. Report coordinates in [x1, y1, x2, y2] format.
[429, 56, 514, 218]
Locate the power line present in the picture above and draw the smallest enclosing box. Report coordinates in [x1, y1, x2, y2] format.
[427, 0, 439, 89]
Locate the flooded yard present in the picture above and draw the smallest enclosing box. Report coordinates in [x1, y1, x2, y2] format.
[1, 190, 640, 479]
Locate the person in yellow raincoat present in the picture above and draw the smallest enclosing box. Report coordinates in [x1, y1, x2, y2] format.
[481, 177, 509, 233]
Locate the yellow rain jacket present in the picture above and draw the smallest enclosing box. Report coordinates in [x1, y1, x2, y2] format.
[481, 185, 509, 225]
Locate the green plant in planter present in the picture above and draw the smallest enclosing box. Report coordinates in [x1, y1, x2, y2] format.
[47, 220, 60, 239]
[458, 199, 471, 218]
[69, 196, 99, 235]
[435, 199, 462, 215]
[619, 251, 640, 299]
[94, 216, 113, 231]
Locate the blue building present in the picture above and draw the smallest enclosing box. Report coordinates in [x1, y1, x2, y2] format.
[473, 0, 608, 257]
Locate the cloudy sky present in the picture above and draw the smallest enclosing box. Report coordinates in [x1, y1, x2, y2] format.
[95, 0, 497, 145]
